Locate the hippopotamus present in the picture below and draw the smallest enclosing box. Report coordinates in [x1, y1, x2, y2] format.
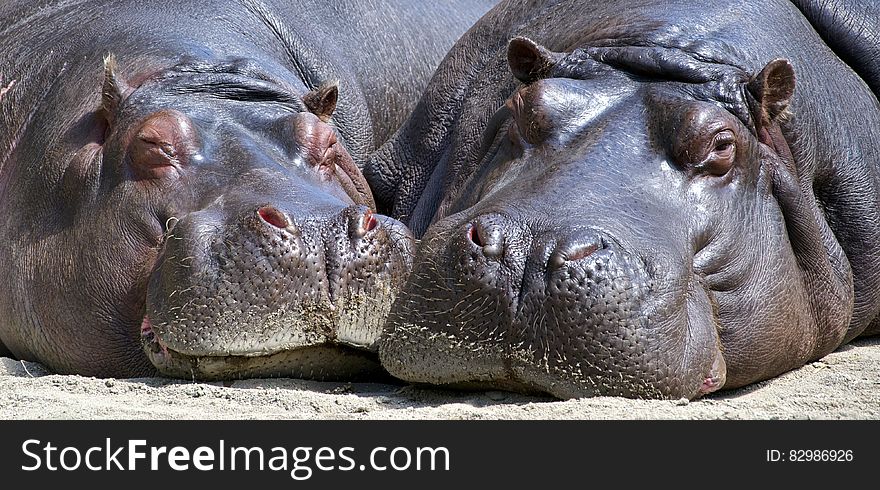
[0, 0, 495, 379]
[366, 0, 880, 399]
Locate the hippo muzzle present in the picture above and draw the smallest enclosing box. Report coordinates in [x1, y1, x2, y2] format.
[380, 209, 725, 399]
[144, 197, 412, 380]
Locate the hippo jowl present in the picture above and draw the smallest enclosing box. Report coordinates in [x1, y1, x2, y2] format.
[367, 0, 880, 399]
[0, 0, 494, 379]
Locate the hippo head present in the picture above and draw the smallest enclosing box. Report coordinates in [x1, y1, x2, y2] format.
[379, 39, 853, 399]
[69, 57, 412, 379]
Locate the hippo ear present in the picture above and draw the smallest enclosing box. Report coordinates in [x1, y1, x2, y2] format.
[100, 54, 132, 125]
[508, 37, 562, 84]
[303, 82, 338, 122]
[748, 59, 796, 125]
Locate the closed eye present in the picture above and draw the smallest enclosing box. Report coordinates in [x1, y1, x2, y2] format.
[138, 136, 177, 159]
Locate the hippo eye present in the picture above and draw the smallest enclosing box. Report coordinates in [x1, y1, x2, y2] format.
[128, 111, 195, 180]
[132, 132, 180, 169]
[699, 129, 736, 176]
[711, 130, 735, 156]
[138, 134, 177, 160]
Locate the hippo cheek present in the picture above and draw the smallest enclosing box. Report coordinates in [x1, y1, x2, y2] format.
[140, 203, 414, 381]
[379, 220, 725, 400]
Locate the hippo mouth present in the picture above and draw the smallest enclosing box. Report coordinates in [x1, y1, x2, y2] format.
[140, 315, 387, 380]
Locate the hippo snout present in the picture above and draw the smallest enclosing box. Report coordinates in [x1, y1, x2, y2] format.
[143, 199, 413, 380]
[380, 214, 724, 400]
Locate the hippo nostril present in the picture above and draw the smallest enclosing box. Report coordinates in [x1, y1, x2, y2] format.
[468, 225, 484, 247]
[257, 205, 289, 229]
[548, 241, 601, 270]
[567, 243, 600, 261]
[364, 211, 378, 232]
[469, 221, 504, 258]
[353, 209, 379, 238]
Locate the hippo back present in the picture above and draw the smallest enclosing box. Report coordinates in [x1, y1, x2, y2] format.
[0, 0, 495, 165]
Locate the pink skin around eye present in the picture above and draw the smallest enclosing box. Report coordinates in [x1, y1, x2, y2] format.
[129, 111, 196, 180]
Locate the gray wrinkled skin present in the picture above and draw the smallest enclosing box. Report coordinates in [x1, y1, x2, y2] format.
[0, 0, 493, 378]
[368, 0, 880, 399]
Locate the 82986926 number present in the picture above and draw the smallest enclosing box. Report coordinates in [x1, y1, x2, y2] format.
[788, 450, 852, 462]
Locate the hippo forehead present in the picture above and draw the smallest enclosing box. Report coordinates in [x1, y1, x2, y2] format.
[119, 58, 311, 121]
[529, 44, 757, 133]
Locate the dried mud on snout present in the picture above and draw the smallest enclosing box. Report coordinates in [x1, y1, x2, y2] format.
[1, 337, 878, 419]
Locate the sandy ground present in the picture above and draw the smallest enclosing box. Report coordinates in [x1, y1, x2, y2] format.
[1, 337, 878, 420]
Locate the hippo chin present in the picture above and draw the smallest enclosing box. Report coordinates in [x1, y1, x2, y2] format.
[0, 0, 495, 379]
[368, 0, 880, 399]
